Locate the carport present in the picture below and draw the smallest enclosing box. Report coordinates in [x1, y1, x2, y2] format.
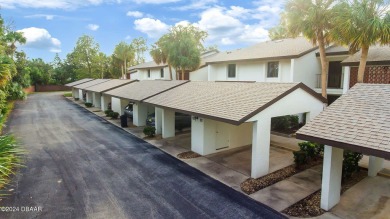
[104, 80, 188, 126]
[64, 78, 93, 99]
[297, 83, 390, 211]
[144, 81, 326, 178]
[82, 79, 135, 110]
[73, 79, 111, 103]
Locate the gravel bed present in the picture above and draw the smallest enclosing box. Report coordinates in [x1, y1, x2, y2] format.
[282, 168, 368, 217]
[241, 159, 323, 195]
[177, 151, 201, 159]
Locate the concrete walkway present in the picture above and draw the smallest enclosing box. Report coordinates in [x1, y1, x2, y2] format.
[250, 165, 323, 212]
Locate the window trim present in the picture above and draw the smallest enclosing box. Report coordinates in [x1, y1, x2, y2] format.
[227, 64, 236, 78]
[267, 61, 279, 78]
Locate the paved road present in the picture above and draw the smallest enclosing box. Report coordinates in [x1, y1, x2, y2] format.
[1, 92, 285, 219]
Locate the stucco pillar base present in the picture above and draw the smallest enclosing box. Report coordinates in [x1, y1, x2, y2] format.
[368, 156, 384, 177]
[155, 108, 163, 135]
[251, 118, 271, 178]
[321, 145, 343, 211]
[162, 109, 175, 138]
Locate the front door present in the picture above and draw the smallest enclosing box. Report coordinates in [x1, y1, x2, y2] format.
[328, 61, 342, 88]
[216, 124, 229, 150]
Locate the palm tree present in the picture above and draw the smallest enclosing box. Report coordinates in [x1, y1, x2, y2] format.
[285, 0, 336, 99]
[150, 34, 173, 80]
[331, 0, 390, 83]
[114, 42, 134, 79]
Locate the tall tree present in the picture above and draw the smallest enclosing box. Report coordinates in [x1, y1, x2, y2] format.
[113, 42, 134, 78]
[285, 0, 336, 99]
[71, 35, 100, 78]
[4, 31, 26, 59]
[130, 37, 147, 65]
[150, 34, 172, 79]
[268, 13, 293, 40]
[331, 0, 390, 83]
[165, 24, 207, 80]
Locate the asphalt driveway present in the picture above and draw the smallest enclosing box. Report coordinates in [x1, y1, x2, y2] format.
[1, 92, 286, 219]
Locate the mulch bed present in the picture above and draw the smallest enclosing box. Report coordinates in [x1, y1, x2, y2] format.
[282, 168, 368, 218]
[177, 151, 201, 159]
[241, 159, 323, 195]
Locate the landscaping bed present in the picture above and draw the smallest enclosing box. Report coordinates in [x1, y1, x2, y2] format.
[240, 158, 323, 194]
[282, 168, 368, 217]
[177, 151, 201, 159]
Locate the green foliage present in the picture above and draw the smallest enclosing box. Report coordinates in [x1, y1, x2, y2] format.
[6, 82, 26, 100]
[271, 115, 299, 131]
[110, 112, 119, 119]
[143, 126, 156, 137]
[70, 35, 101, 79]
[0, 135, 25, 192]
[84, 102, 93, 108]
[113, 42, 134, 78]
[63, 93, 72, 97]
[342, 150, 363, 179]
[293, 141, 324, 167]
[104, 109, 113, 117]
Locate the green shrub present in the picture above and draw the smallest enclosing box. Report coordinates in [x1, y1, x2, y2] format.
[110, 112, 119, 119]
[342, 150, 363, 179]
[74, 97, 79, 101]
[293, 141, 324, 168]
[271, 115, 299, 131]
[104, 109, 113, 116]
[63, 93, 72, 97]
[143, 126, 156, 137]
[293, 151, 308, 166]
[85, 102, 93, 108]
[0, 135, 25, 193]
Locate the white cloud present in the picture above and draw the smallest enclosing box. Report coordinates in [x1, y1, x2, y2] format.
[87, 24, 100, 31]
[173, 0, 217, 11]
[133, 0, 180, 4]
[227, 6, 251, 19]
[24, 14, 55, 20]
[126, 11, 143, 18]
[134, 18, 170, 38]
[175, 20, 191, 26]
[17, 27, 61, 53]
[0, 0, 125, 9]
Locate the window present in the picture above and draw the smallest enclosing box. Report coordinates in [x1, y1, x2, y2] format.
[267, 62, 279, 78]
[147, 69, 151, 78]
[160, 68, 164, 78]
[227, 64, 236, 78]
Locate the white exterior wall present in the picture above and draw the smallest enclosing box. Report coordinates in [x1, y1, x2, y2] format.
[92, 92, 101, 108]
[78, 89, 83, 101]
[101, 94, 111, 111]
[292, 50, 321, 89]
[134, 67, 177, 80]
[72, 88, 79, 98]
[191, 118, 252, 155]
[207, 60, 292, 82]
[111, 97, 128, 115]
[86, 91, 93, 103]
[190, 66, 208, 81]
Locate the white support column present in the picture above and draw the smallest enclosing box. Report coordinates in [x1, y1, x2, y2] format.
[133, 103, 148, 126]
[368, 156, 384, 177]
[342, 66, 350, 94]
[321, 145, 344, 211]
[93, 92, 101, 108]
[72, 88, 79, 98]
[251, 118, 271, 178]
[155, 108, 163, 135]
[86, 91, 93, 103]
[162, 108, 175, 138]
[100, 94, 111, 111]
[79, 90, 83, 101]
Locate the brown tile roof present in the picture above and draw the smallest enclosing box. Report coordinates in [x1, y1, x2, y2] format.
[342, 45, 390, 66]
[74, 79, 111, 89]
[144, 81, 326, 125]
[84, 79, 135, 93]
[205, 37, 317, 63]
[65, 78, 93, 87]
[104, 80, 188, 101]
[297, 83, 390, 159]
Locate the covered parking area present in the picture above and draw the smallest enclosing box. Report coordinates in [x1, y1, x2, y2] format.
[104, 80, 188, 126]
[82, 79, 135, 110]
[64, 78, 93, 98]
[73, 79, 111, 103]
[297, 83, 390, 212]
[144, 81, 326, 178]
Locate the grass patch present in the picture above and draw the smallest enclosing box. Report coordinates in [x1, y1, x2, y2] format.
[63, 92, 72, 97]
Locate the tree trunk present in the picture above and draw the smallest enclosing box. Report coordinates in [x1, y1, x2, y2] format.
[168, 65, 173, 80]
[357, 46, 369, 83]
[181, 69, 185, 80]
[124, 59, 127, 79]
[317, 32, 328, 99]
[121, 64, 124, 79]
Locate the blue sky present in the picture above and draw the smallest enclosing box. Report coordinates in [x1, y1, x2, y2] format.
[0, 0, 284, 62]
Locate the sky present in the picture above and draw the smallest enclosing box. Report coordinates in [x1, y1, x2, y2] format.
[0, 0, 284, 62]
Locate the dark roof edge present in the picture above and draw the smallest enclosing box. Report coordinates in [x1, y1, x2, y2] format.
[315, 51, 350, 57]
[296, 133, 390, 160]
[98, 80, 138, 93]
[140, 80, 190, 102]
[341, 61, 390, 66]
[238, 83, 327, 124]
[65, 79, 94, 87]
[76, 79, 112, 89]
